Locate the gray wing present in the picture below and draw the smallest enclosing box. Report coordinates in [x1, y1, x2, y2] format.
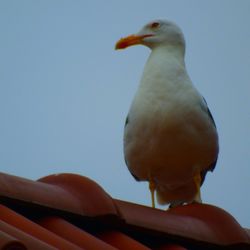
[124, 115, 140, 181]
[200, 97, 218, 186]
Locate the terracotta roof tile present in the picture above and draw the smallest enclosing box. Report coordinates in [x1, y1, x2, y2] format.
[0, 205, 81, 249]
[0, 224, 26, 250]
[38, 217, 116, 250]
[0, 220, 55, 250]
[38, 173, 119, 217]
[157, 245, 188, 250]
[98, 230, 151, 250]
[113, 199, 250, 249]
[246, 229, 250, 238]
[0, 172, 249, 250]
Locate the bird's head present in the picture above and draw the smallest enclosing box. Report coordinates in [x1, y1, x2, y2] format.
[115, 19, 185, 51]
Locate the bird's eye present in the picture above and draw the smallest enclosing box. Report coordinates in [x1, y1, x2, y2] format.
[150, 22, 160, 29]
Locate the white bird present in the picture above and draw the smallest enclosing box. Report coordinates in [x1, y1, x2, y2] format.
[115, 20, 219, 208]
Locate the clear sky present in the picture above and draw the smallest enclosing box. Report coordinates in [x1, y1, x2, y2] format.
[0, 1, 249, 227]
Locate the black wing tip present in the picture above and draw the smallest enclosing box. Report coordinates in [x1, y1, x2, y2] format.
[202, 96, 217, 128]
[200, 157, 218, 186]
[131, 172, 140, 181]
[125, 115, 129, 127]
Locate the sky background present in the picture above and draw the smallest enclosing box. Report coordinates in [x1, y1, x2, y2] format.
[0, 1, 249, 227]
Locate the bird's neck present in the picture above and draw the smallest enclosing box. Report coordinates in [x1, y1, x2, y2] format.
[148, 45, 185, 71]
[140, 45, 188, 90]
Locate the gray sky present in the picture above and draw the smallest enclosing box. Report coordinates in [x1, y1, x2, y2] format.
[0, 1, 249, 227]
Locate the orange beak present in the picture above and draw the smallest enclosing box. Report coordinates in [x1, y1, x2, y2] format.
[115, 34, 153, 50]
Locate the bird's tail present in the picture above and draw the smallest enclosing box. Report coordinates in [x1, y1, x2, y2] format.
[156, 180, 199, 205]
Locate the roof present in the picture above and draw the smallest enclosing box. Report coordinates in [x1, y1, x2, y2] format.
[0, 172, 249, 250]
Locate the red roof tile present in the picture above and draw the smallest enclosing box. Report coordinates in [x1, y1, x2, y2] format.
[0, 223, 27, 250]
[38, 217, 116, 250]
[0, 220, 55, 250]
[38, 173, 119, 217]
[0, 205, 81, 249]
[98, 230, 151, 250]
[0, 172, 249, 250]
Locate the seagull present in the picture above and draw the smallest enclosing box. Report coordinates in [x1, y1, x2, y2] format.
[115, 20, 219, 208]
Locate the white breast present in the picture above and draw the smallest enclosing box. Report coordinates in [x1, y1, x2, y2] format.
[124, 46, 218, 192]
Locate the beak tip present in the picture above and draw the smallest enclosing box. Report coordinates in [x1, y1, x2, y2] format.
[114, 44, 120, 50]
[115, 35, 139, 51]
[115, 39, 126, 50]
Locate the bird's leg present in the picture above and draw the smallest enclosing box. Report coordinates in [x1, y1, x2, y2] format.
[193, 172, 202, 203]
[149, 179, 156, 208]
